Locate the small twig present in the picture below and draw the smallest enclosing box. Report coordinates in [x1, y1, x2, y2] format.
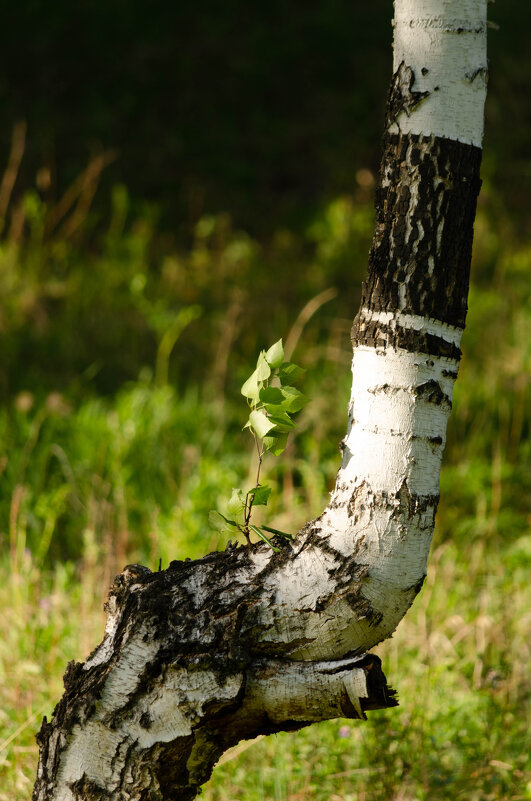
[0, 702, 49, 754]
[244, 434, 264, 532]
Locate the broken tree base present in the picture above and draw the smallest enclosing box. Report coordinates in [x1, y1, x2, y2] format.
[33, 557, 397, 801]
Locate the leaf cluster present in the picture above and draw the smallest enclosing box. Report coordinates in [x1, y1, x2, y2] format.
[210, 339, 309, 550]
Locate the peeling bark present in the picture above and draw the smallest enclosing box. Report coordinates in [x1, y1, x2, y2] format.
[33, 2, 488, 799]
[34, 561, 396, 801]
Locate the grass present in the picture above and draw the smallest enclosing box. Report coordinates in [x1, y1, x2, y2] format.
[207, 538, 531, 801]
[0, 189, 529, 799]
[1, 531, 529, 800]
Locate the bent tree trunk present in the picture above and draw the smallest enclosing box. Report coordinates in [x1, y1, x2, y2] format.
[33, 2, 488, 800]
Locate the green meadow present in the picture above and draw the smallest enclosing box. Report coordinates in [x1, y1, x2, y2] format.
[0, 178, 529, 800]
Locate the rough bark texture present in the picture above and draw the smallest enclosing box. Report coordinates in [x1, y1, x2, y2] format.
[33, 2, 487, 799]
[355, 133, 482, 340]
[34, 560, 396, 801]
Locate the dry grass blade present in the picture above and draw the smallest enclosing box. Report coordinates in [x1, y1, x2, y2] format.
[284, 287, 337, 360]
[44, 149, 117, 239]
[215, 736, 263, 766]
[0, 703, 48, 755]
[0, 120, 26, 232]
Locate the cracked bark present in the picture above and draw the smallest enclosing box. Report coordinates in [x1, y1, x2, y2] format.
[33, 2, 488, 799]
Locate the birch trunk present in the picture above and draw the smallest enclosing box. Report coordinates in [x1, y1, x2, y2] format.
[33, 2, 488, 799]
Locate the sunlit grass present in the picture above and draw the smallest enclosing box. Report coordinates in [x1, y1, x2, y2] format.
[1, 468, 529, 800]
[3, 525, 527, 800]
[203, 537, 530, 801]
[0, 550, 107, 801]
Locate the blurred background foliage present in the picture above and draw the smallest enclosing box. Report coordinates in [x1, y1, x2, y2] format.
[0, 2, 529, 800]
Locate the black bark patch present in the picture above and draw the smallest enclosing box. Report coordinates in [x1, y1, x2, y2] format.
[139, 711, 152, 730]
[387, 62, 430, 125]
[390, 480, 439, 527]
[352, 133, 482, 344]
[347, 481, 370, 523]
[466, 66, 488, 83]
[413, 379, 451, 408]
[367, 382, 393, 394]
[360, 654, 399, 709]
[63, 659, 84, 691]
[70, 775, 109, 800]
[358, 319, 461, 359]
[410, 574, 427, 595]
[155, 735, 196, 801]
[343, 592, 384, 628]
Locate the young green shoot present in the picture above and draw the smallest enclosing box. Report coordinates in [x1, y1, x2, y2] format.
[209, 339, 308, 550]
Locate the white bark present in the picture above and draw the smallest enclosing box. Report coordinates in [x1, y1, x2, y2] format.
[390, 0, 488, 146]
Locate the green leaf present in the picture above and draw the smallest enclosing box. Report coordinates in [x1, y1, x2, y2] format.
[278, 362, 305, 386]
[227, 488, 245, 517]
[259, 386, 284, 404]
[280, 386, 309, 413]
[249, 524, 280, 552]
[249, 409, 276, 438]
[261, 403, 286, 422]
[248, 484, 271, 506]
[263, 432, 289, 455]
[265, 339, 284, 368]
[209, 510, 239, 531]
[241, 368, 261, 401]
[209, 510, 226, 531]
[256, 351, 271, 381]
[260, 386, 308, 416]
[267, 410, 296, 432]
[261, 524, 294, 540]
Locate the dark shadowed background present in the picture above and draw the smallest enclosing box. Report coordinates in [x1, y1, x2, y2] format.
[1, 1, 529, 234]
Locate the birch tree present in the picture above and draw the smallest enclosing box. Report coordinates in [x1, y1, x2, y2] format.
[33, 2, 488, 799]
